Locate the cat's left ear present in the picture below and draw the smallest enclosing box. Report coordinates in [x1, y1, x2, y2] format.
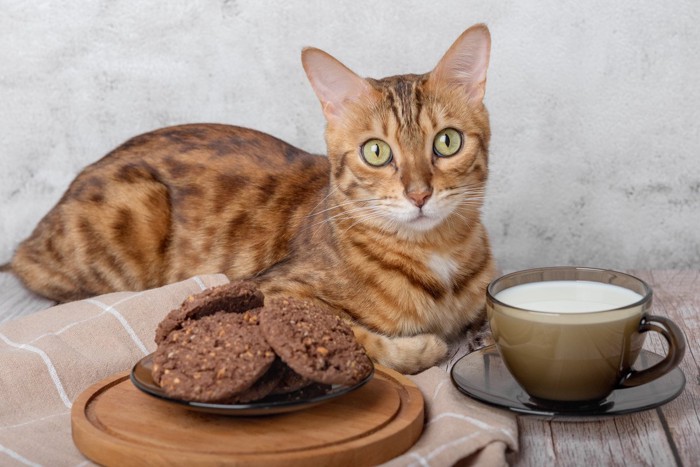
[302, 48, 373, 122]
[429, 24, 492, 104]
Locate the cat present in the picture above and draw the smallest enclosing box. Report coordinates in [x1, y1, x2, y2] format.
[5, 24, 495, 374]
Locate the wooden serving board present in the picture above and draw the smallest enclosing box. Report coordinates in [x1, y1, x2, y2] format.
[71, 365, 424, 466]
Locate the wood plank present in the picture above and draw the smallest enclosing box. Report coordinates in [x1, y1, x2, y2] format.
[3, 268, 698, 464]
[514, 410, 676, 466]
[633, 269, 700, 466]
[0, 272, 55, 323]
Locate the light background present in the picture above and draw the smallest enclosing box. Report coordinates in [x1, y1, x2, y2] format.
[1, 1, 698, 271]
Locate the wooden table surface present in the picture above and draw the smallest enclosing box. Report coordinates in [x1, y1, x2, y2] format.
[509, 270, 699, 467]
[1, 270, 697, 465]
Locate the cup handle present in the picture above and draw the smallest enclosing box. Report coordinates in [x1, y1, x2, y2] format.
[618, 315, 686, 388]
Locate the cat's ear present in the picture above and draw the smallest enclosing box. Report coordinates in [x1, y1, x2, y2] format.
[302, 48, 373, 121]
[429, 24, 491, 104]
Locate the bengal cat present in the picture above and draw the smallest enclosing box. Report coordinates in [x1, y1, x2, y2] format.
[6, 24, 495, 373]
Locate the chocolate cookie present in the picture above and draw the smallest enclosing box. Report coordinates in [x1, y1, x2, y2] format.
[152, 310, 274, 402]
[269, 363, 313, 396]
[223, 358, 286, 404]
[259, 298, 373, 386]
[155, 280, 264, 344]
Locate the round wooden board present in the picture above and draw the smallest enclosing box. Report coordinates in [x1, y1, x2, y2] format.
[71, 365, 424, 466]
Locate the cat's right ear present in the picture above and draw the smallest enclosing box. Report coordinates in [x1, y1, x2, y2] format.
[301, 48, 372, 122]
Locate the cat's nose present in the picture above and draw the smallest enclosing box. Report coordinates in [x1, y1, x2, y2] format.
[406, 189, 433, 208]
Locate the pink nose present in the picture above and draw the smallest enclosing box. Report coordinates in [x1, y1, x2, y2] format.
[406, 190, 432, 208]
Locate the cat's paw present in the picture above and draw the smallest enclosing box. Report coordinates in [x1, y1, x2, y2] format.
[358, 330, 448, 375]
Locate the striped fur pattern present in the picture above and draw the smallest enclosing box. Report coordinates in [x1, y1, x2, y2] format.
[10, 24, 495, 373]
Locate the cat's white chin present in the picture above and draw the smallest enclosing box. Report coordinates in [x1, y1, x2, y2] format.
[388, 208, 446, 232]
[375, 202, 452, 233]
[404, 213, 443, 232]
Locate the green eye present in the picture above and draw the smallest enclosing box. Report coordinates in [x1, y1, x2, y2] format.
[433, 128, 462, 157]
[361, 139, 392, 167]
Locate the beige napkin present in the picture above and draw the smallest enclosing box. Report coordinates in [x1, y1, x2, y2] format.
[0, 275, 517, 466]
[395, 368, 517, 466]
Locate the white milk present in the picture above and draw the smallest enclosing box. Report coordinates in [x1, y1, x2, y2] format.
[494, 280, 643, 313]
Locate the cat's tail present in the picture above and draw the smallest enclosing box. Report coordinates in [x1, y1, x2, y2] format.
[0, 262, 12, 273]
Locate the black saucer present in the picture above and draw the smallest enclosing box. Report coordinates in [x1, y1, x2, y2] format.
[450, 345, 686, 418]
[130, 353, 374, 416]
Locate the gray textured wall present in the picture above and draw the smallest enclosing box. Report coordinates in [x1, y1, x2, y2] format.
[1, 1, 699, 272]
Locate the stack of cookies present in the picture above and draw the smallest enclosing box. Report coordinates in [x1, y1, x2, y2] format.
[151, 281, 373, 404]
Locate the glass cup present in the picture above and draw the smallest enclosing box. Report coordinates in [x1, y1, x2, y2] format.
[486, 267, 686, 403]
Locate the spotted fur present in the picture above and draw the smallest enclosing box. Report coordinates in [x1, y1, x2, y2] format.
[10, 24, 495, 373]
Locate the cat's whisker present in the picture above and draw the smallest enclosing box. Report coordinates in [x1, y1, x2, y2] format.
[443, 184, 485, 193]
[342, 207, 385, 224]
[444, 189, 485, 200]
[455, 199, 485, 208]
[455, 198, 485, 205]
[330, 204, 385, 228]
[444, 195, 484, 202]
[306, 197, 382, 218]
[445, 215, 458, 234]
[309, 204, 381, 228]
[450, 183, 483, 191]
[453, 211, 471, 224]
[309, 198, 370, 216]
[339, 211, 387, 235]
[307, 204, 385, 240]
[306, 184, 341, 217]
[451, 196, 486, 206]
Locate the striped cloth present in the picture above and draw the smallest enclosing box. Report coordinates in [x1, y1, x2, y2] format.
[0, 275, 517, 466]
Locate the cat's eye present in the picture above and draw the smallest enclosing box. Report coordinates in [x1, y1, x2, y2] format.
[433, 128, 462, 157]
[361, 139, 392, 167]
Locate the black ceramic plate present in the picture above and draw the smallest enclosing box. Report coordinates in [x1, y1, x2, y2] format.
[131, 353, 374, 416]
[450, 345, 685, 418]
